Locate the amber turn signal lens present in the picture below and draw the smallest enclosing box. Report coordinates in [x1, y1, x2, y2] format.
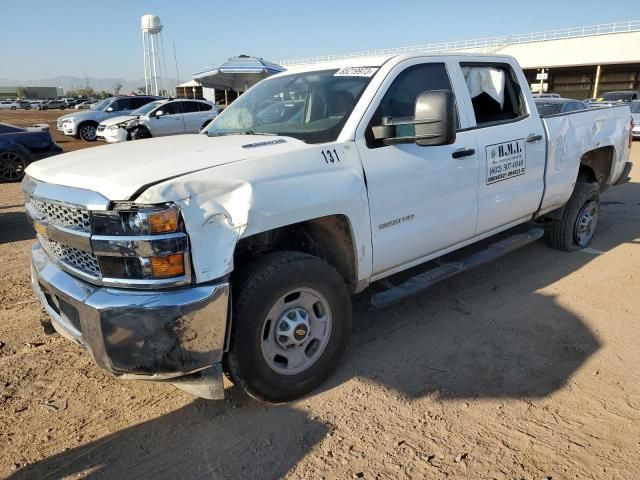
[150, 254, 185, 278]
[149, 210, 178, 234]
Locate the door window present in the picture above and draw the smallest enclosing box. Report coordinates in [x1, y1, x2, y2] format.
[110, 99, 130, 111]
[198, 103, 213, 111]
[129, 97, 152, 109]
[159, 102, 183, 115]
[460, 63, 526, 126]
[367, 63, 455, 148]
[181, 101, 202, 113]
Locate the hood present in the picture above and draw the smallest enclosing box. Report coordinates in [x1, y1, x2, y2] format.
[26, 134, 306, 201]
[99, 115, 137, 127]
[58, 109, 112, 123]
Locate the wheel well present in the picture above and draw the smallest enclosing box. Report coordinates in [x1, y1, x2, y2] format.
[579, 146, 614, 191]
[234, 215, 358, 291]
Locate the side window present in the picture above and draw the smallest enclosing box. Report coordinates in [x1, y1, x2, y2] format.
[461, 63, 526, 126]
[198, 103, 213, 112]
[160, 102, 183, 115]
[129, 97, 150, 109]
[110, 99, 130, 111]
[181, 101, 201, 113]
[367, 63, 455, 148]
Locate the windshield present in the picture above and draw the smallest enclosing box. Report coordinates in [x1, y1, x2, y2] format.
[535, 102, 562, 116]
[630, 102, 640, 113]
[204, 69, 375, 143]
[134, 100, 164, 116]
[92, 98, 112, 111]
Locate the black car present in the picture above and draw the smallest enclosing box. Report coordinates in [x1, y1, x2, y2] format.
[534, 98, 588, 116]
[0, 123, 63, 182]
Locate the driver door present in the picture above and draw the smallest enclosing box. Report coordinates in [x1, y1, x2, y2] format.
[355, 60, 479, 277]
[149, 102, 185, 136]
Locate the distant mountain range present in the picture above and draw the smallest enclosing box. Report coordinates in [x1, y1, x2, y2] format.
[0, 76, 180, 94]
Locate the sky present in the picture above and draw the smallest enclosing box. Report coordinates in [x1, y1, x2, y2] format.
[1, 0, 638, 81]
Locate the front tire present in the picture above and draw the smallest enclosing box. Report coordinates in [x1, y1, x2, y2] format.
[78, 122, 98, 142]
[10, 106, 16, 110]
[547, 182, 600, 251]
[224, 251, 351, 402]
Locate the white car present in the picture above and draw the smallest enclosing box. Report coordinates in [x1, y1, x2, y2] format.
[96, 98, 218, 143]
[57, 95, 161, 141]
[24, 53, 633, 402]
[74, 100, 97, 110]
[0, 101, 20, 110]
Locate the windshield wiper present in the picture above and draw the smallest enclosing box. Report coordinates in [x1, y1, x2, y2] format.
[206, 130, 278, 137]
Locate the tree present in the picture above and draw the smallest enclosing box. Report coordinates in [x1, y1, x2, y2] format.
[16, 87, 28, 99]
[113, 83, 123, 95]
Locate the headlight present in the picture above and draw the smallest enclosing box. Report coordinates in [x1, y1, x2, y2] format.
[90, 204, 188, 283]
[62, 119, 73, 125]
[126, 119, 139, 128]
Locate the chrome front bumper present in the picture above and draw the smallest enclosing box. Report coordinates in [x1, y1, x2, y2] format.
[31, 242, 229, 399]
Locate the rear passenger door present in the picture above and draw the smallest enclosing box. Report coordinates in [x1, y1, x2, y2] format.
[458, 61, 546, 235]
[181, 101, 206, 133]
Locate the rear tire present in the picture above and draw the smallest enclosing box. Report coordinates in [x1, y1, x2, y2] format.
[547, 182, 600, 251]
[10, 106, 16, 110]
[224, 251, 351, 402]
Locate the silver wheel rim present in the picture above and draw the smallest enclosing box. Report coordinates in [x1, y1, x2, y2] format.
[0, 152, 26, 181]
[81, 125, 96, 140]
[260, 287, 333, 375]
[574, 200, 598, 246]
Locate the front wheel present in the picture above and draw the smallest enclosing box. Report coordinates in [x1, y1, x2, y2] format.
[547, 182, 600, 251]
[78, 122, 98, 142]
[224, 251, 351, 402]
[10, 106, 16, 110]
[0, 150, 28, 182]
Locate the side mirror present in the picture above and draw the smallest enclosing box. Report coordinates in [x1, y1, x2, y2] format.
[155, 110, 164, 118]
[106, 107, 114, 112]
[372, 90, 456, 146]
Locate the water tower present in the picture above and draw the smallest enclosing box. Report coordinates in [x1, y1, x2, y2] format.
[141, 14, 167, 96]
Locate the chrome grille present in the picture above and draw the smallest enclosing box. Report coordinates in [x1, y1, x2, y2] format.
[44, 239, 100, 278]
[27, 197, 91, 232]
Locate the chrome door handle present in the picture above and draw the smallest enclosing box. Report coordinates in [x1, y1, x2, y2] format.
[452, 147, 476, 159]
[526, 133, 543, 143]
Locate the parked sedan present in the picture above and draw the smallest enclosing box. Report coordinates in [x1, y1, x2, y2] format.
[534, 98, 588, 116]
[36, 100, 67, 110]
[0, 101, 20, 110]
[74, 100, 97, 110]
[0, 123, 62, 182]
[96, 99, 219, 143]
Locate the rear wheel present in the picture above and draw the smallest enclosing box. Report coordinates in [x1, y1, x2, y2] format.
[547, 182, 600, 251]
[224, 251, 351, 402]
[78, 122, 98, 142]
[10, 106, 16, 110]
[0, 150, 28, 182]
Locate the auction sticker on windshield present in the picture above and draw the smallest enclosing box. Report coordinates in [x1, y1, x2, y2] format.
[334, 67, 378, 77]
[486, 139, 526, 184]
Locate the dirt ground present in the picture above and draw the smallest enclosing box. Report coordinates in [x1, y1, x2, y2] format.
[1, 108, 639, 479]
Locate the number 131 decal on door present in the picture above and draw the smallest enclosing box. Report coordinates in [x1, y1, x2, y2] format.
[321, 149, 341, 164]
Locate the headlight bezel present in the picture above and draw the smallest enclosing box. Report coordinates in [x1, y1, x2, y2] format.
[90, 203, 190, 285]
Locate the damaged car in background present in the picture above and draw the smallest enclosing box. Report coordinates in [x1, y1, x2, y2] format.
[23, 53, 633, 402]
[96, 98, 218, 143]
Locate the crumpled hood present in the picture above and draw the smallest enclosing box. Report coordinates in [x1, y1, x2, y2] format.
[25, 134, 305, 201]
[98, 115, 137, 127]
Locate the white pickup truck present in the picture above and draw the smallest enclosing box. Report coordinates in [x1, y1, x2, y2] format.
[24, 54, 633, 402]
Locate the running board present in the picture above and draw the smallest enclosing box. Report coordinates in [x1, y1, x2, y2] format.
[371, 227, 545, 309]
